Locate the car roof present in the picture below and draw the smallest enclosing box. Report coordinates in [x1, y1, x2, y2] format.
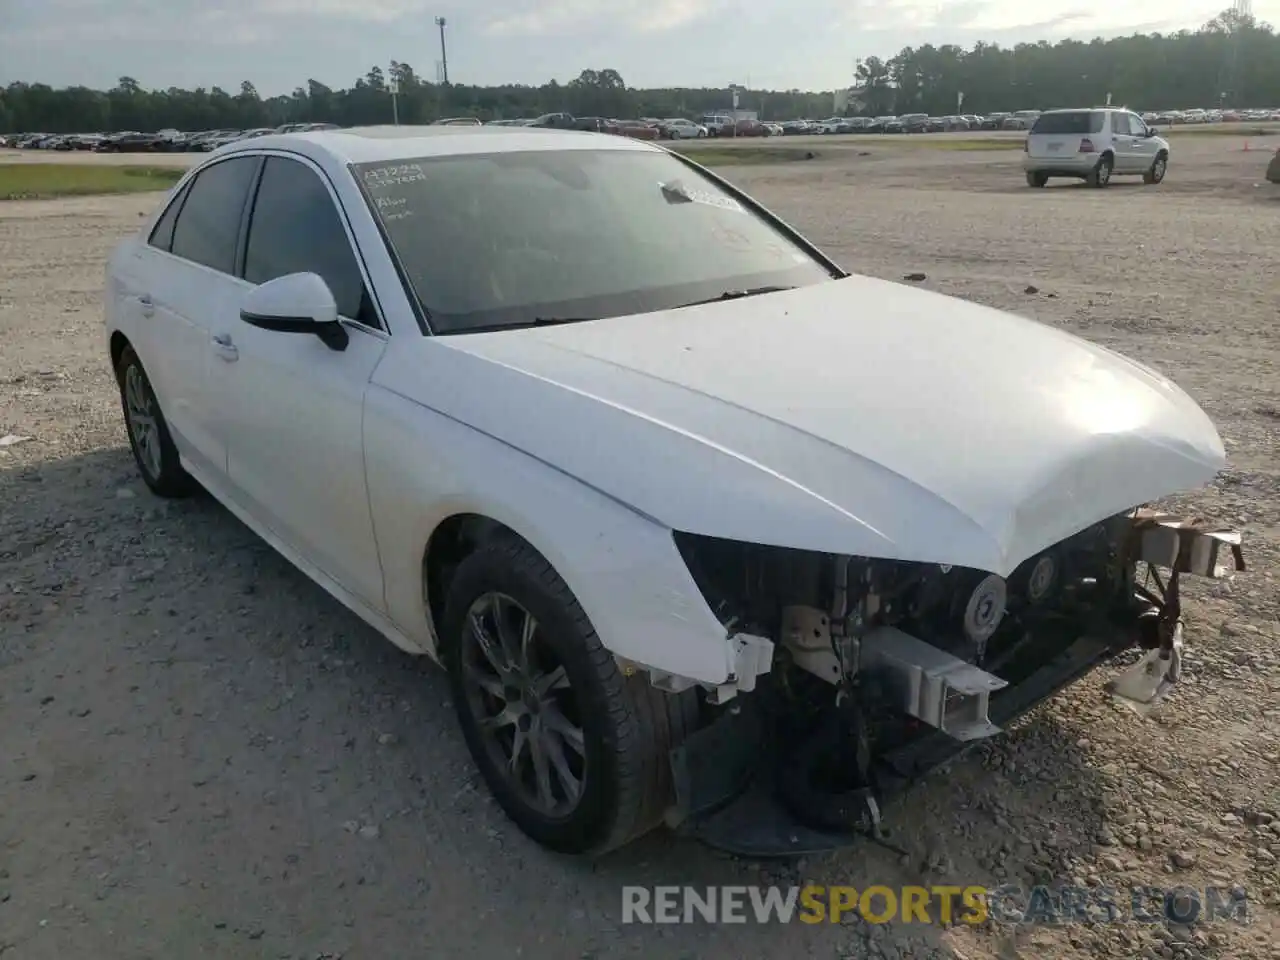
[214, 124, 658, 166]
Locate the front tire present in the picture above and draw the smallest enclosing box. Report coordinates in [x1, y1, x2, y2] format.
[442, 536, 698, 856]
[115, 345, 194, 498]
[1143, 152, 1168, 184]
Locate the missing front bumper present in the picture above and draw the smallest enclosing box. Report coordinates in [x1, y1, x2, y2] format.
[667, 509, 1245, 857]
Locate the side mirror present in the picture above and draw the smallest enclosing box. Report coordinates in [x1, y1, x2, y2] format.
[1146, 127, 1159, 137]
[240, 272, 348, 351]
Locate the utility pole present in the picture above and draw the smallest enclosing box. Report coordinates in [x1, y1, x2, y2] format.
[435, 17, 449, 85]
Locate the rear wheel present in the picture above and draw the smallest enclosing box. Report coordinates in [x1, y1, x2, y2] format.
[1143, 152, 1168, 184]
[442, 536, 699, 855]
[115, 345, 194, 498]
[1086, 154, 1113, 188]
[1026, 171, 1049, 188]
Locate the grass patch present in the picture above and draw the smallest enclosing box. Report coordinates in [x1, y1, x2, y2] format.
[673, 145, 822, 165]
[0, 164, 184, 201]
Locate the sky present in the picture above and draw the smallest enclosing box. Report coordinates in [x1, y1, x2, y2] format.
[1, 0, 1275, 95]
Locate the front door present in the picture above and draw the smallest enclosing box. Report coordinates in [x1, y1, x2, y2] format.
[211, 155, 389, 610]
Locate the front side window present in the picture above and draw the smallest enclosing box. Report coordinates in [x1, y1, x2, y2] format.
[169, 156, 259, 274]
[1127, 114, 1148, 137]
[353, 149, 834, 334]
[243, 157, 374, 326]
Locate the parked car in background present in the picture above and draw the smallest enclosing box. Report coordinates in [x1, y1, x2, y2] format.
[700, 114, 736, 137]
[97, 132, 165, 152]
[103, 123, 1243, 860]
[1022, 108, 1168, 188]
[528, 112, 577, 130]
[614, 119, 661, 140]
[1003, 110, 1042, 130]
[658, 119, 707, 139]
[434, 117, 483, 126]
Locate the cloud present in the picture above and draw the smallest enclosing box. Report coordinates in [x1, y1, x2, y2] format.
[482, 0, 727, 36]
[2, 0, 1277, 95]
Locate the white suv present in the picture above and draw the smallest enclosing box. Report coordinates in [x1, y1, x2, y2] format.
[1022, 108, 1169, 188]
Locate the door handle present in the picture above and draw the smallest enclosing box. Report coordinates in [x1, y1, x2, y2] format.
[211, 333, 239, 362]
[137, 294, 155, 318]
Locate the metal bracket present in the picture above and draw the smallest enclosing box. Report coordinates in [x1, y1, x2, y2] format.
[1132, 508, 1245, 578]
[858, 626, 1008, 741]
[1106, 621, 1184, 715]
[655, 631, 774, 706]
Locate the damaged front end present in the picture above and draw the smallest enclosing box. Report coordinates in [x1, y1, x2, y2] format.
[664, 508, 1245, 857]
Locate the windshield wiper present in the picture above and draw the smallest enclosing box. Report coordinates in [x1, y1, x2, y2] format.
[532, 316, 595, 326]
[450, 316, 596, 335]
[677, 285, 796, 308]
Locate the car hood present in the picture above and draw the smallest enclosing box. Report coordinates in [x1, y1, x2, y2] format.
[387, 276, 1226, 577]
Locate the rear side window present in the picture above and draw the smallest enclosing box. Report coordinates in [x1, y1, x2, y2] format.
[242, 157, 374, 326]
[148, 181, 190, 252]
[170, 157, 259, 274]
[1030, 112, 1103, 135]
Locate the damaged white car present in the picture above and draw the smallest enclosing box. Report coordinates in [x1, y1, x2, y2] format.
[104, 125, 1245, 857]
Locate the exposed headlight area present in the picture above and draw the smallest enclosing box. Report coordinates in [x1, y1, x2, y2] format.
[672, 510, 1139, 682]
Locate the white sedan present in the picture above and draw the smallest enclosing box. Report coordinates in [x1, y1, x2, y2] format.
[661, 118, 708, 139]
[105, 125, 1244, 858]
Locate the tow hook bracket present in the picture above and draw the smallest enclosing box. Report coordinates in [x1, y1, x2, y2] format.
[859, 627, 1008, 742]
[1106, 621, 1184, 715]
[1132, 509, 1245, 578]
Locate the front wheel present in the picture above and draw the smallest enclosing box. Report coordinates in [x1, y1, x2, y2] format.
[442, 537, 698, 856]
[1143, 152, 1168, 184]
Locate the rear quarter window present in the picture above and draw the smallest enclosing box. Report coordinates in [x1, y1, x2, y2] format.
[1030, 112, 1103, 135]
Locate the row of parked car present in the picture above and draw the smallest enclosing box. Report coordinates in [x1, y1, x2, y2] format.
[6, 105, 1275, 154]
[1, 122, 339, 153]
[1141, 107, 1280, 125]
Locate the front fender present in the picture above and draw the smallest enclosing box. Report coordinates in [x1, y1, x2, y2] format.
[363, 384, 736, 685]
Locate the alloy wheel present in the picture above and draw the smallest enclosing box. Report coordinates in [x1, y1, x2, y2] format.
[459, 592, 587, 817]
[124, 364, 162, 479]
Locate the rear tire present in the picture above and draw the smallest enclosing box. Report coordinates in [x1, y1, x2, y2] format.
[442, 536, 699, 856]
[1143, 152, 1168, 184]
[1026, 171, 1048, 188]
[1086, 154, 1113, 188]
[115, 345, 194, 498]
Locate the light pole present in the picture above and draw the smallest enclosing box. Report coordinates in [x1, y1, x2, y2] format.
[435, 17, 449, 85]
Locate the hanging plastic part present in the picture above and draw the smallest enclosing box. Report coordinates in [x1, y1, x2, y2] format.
[1106, 567, 1184, 715]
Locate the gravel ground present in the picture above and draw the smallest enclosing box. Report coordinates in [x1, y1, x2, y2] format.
[1, 138, 1278, 960]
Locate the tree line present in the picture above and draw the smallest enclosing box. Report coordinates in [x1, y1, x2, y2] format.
[0, 8, 1274, 134]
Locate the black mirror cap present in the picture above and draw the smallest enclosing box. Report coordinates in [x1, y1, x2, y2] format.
[240, 310, 349, 352]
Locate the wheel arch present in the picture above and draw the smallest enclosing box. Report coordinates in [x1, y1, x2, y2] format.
[422, 511, 533, 658]
[109, 330, 132, 376]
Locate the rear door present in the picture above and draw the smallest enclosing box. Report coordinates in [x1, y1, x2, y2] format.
[121, 155, 260, 478]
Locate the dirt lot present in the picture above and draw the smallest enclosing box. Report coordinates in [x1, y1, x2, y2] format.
[2, 136, 1279, 960]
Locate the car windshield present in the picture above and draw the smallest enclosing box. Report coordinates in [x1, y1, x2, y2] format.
[1030, 111, 1103, 135]
[353, 149, 834, 334]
